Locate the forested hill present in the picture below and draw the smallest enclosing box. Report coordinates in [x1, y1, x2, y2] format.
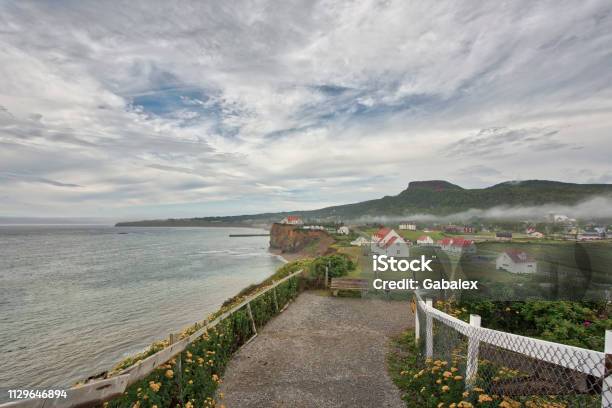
[115, 180, 612, 226]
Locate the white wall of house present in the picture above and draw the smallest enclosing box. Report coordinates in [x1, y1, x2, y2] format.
[496, 253, 537, 274]
[337, 226, 350, 235]
[417, 236, 434, 246]
[399, 223, 417, 230]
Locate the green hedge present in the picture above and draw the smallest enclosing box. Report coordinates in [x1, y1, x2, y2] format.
[105, 276, 299, 408]
[447, 300, 611, 350]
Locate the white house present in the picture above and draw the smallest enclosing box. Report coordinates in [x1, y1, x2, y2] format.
[303, 225, 324, 230]
[528, 231, 544, 239]
[399, 222, 417, 231]
[371, 228, 410, 257]
[350, 236, 369, 246]
[438, 237, 476, 254]
[280, 216, 303, 225]
[337, 226, 350, 235]
[416, 235, 434, 246]
[496, 250, 537, 274]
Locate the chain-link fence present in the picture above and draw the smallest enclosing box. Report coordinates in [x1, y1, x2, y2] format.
[414, 292, 611, 408]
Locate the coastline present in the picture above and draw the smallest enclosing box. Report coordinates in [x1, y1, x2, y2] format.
[269, 248, 314, 263]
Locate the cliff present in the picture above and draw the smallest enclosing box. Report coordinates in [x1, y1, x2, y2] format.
[269, 223, 334, 256]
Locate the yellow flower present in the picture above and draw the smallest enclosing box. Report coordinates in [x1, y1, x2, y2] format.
[185, 402, 193, 408]
[436, 379, 442, 384]
[462, 391, 469, 398]
[454, 375, 463, 381]
[457, 402, 473, 408]
[443, 371, 453, 378]
[148, 381, 161, 392]
[438, 403, 445, 408]
[188, 380, 193, 384]
[165, 369, 174, 379]
[473, 387, 484, 393]
[451, 367, 459, 372]
[441, 385, 450, 392]
[478, 394, 493, 403]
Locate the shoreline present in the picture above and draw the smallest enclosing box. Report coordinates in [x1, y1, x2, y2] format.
[269, 248, 312, 263]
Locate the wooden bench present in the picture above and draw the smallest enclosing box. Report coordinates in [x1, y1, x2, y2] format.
[330, 278, 369, 297]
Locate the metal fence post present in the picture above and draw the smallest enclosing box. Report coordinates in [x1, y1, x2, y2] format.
[603, 330, 612, 408]
[425, 298, 433, 359]
[466, 314, 481, 387]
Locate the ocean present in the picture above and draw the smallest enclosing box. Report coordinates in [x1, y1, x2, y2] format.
[0, 225, 282, 398]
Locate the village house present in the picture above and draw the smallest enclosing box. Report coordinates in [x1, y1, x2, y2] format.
[496, 231, 512, 241]
[350, 236, 369, 246]
[280, 216, 303, 225]
[528, 231, 545, 239]
[416, 235, 434, 246]
[371, 228, 410, 257]
[337, 226, 350, 235]
[463, 225, 476, 234]
[302, 225, 324, 230]
[437, 237, 476, 254]
[496, 250, 537, 274]
[577, 230, 604, 241]
[443, 225, 462, 233]
[398, 221, 417, 231]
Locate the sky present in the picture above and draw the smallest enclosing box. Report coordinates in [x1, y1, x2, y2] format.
[1, 0, 612, 220]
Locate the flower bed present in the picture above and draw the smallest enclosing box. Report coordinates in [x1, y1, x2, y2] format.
[388, 330, 600, 408]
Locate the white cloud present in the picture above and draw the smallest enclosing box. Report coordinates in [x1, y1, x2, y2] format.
[0, 0, 611, 217]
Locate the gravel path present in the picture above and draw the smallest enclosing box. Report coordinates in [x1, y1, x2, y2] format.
[218, 292, 413, 407]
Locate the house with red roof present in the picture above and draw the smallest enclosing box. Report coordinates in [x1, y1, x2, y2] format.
[496, 250, 537, 274]
[437, 237, 476, 254]
[371, 228, 410, 257]
[280, 215, 303, 225]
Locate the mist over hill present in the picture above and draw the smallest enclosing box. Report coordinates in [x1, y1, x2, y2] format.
[116, 180, 612, 226]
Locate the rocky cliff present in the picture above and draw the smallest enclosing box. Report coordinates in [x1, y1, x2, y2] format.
[269, 223, 334, 255]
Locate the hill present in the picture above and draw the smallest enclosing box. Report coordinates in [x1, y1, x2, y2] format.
[115, 180, 612, 226]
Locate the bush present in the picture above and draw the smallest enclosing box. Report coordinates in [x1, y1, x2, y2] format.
[106, 276, 300, 408]
[310, 254, 355, 279]
[388, 329, 598, 408]
[449, 300, 611, 350]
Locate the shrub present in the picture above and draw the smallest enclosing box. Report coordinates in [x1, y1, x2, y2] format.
[310, 254, 355, 279]
[450, 300, 611, 350]
[388, 329, 599, 408]
[106, 276, 300, 408]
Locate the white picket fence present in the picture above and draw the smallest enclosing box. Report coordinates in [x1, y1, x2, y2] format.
[1, 269, 304, 408]
[414, 292, 612, 408]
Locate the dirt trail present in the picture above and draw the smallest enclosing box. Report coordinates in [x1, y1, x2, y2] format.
[218, 292, 413, 407]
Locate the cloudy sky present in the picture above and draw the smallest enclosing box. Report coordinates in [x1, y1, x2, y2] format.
[1, 0, 612, 219]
